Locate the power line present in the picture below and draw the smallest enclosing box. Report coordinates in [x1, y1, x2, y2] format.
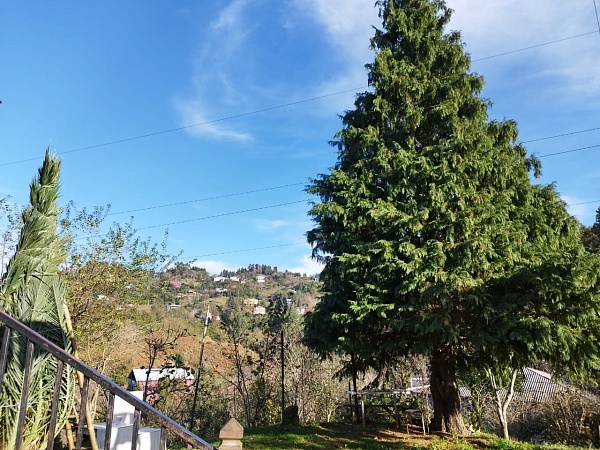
[473, 31, 597, 61]
[593, 0, 600, 35]
[197, 195, 600, 259]
[192, 242, 307, 259]
[108, 182, 307, 216]
[2, 30, 598, 169]
[0, 87, 365, 168]
[1, 28, 596, 171]
[106, 139, 599, 218]
[569, 199, 600, 206]
[522, 126, 600, 143]
[537, 143, 600, 158]
[193, 195, 600, 259]
[135, 200, 307, 231]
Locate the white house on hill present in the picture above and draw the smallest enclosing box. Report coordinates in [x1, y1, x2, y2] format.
[127, 367, 194, 392]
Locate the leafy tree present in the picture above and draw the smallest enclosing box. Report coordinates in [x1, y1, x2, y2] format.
[0, 196, 23, 274]
[219, 302, 256, 426]
[267, 293, 294, 424]
[179, 369, 231, 441]
[581, 206, 600, 253]
[486, 367, 520, 440]
[306, 0, 600, 434]
[0, 151, 75, 449]
[141, 326, 189, 403]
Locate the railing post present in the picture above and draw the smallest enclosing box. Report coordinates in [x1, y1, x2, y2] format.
[219, 418, 243, 449]
[0, 310, 215, 450]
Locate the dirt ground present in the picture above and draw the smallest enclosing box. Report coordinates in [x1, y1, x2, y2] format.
[316, 422, 494, 450]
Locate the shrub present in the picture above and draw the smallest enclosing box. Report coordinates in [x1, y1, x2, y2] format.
[534, 389, 600, 447]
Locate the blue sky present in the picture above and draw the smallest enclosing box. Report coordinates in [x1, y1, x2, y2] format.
[1, 1, 600, 275]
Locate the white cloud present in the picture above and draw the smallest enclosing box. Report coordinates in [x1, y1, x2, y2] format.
[173, 97, 253, 142]
[174, 0, 256, 142]
[281, 254, 323, 276]
[447, 0, 599, 96]
[191, 259, 237, 275]
[211, 0, 248, 31]
[290, 0, 378, 114]
[294, 0, 377, 52]
[255, 219, 286, 231]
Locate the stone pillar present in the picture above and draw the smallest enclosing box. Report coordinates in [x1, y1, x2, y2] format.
[219, 418, 243, 449]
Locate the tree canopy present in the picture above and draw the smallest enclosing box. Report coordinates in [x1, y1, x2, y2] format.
[305, 0, 600, 433]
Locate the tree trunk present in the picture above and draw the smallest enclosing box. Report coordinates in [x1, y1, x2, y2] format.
[351, 353, 359, 423]
[429, 347, 467, 434]
[488, 367, 519, 440]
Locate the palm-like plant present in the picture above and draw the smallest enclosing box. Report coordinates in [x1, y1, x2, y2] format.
[0, 150, 75, 449]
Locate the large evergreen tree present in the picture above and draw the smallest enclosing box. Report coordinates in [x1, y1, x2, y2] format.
[305, 0, 600, 433]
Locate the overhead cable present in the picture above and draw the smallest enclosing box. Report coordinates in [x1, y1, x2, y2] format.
[569, 199, 600, 206]
[473, 31, 597, 61]
[108, 182, 307, 216]
[0, 87, 365, 168]
[538, 143, 600, 158]
[593, 0, 600, 36]
[135, 200, 308, 231]
[192, 242, 307, 259]
[3, 29, 599, 169]
[521, 126, 600, 144]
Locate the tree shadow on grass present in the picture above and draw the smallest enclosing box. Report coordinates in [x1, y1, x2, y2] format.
[243, 422, 449, 450]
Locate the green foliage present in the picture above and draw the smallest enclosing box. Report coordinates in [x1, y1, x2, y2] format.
[581, 206, 600, 253]
[57, 199, 183, 417]
[184, 370, 231, 441]
[305, 0, 600, 434]
[0, 150, 75, 450]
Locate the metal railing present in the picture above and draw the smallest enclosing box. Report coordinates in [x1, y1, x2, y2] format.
[0, 309, 215, 450]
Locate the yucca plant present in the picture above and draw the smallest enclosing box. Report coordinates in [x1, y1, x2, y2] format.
[0, 150, 75, 449]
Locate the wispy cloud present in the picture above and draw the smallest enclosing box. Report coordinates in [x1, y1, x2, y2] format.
[174, 0, 256, 141]
[290, 0, 378, 114]
[448, 0, 599, 96]
[191, 259, 238, 275]
[173, 98, 253, 141]
[293, 0, 377, 52]
[255, 219, 286, 231]
[282, 254, 323, 276]
[211, 0, 248, 31]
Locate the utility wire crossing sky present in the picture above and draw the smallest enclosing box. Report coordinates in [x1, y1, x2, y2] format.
[1, 0, 600, 275]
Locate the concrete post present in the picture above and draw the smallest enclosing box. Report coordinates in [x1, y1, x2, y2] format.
[219, 418, 243, 449]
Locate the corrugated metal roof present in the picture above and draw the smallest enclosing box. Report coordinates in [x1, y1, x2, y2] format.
[459, 368, 566, 404]
[517, 367, 565, 403]
[129, 367, 194, 382]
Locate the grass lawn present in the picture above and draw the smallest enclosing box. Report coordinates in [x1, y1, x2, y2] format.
[239, 422, 542, 450]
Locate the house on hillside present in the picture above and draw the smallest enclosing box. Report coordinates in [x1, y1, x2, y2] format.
[243, 298, 259, 307]
[127, 367, 194, 402]
[166, 304, 181, 311]
[255, 275, 266, 283]
[254, 306, 266, 315]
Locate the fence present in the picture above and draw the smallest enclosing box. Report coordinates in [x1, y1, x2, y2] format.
[0, 309, 219, 450]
